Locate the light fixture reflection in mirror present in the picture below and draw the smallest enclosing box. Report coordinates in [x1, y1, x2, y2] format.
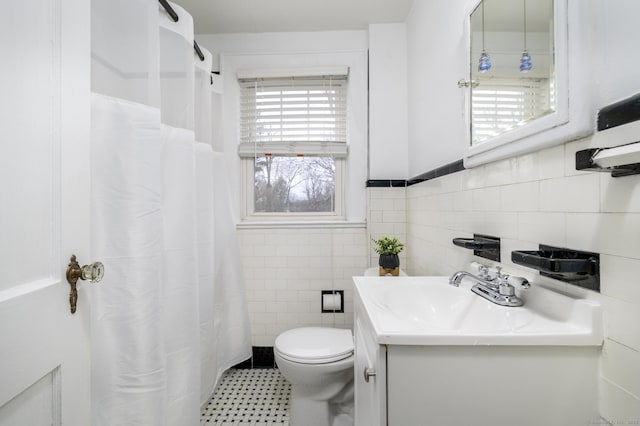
[470, 0, 555, 145]
[520, 0, 532, 73]
[478, 1, 491, 73]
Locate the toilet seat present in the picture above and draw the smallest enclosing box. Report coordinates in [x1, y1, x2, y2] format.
[275, 327, 353, 364]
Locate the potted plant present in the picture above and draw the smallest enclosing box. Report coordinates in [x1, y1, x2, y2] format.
[372, 236, 405, 276]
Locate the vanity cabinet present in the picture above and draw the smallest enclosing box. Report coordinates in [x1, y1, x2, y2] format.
[353, 283, 600, 426]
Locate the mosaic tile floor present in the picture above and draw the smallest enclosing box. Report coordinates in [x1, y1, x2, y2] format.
[201, 368, 291, 426]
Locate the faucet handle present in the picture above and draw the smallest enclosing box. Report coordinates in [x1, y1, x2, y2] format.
[478, 265, 490, 280]
[497, 272, 510, 286]
[471, 261, 491, 280]
[510, 276, 531, 289]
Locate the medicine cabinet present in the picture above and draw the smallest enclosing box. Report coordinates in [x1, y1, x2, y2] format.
[461, 0, 593, 167]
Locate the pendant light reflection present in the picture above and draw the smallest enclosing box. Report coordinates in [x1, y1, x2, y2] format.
[520, 0, 533, 72]
[478, 1, 491, 73]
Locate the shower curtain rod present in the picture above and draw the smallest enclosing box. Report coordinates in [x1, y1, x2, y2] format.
[159, 0, 205, 62]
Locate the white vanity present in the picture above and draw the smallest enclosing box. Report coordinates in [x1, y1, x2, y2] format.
[353, 276, 603, 426]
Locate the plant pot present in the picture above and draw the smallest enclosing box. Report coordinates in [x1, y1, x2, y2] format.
[379, 254, 399, 276]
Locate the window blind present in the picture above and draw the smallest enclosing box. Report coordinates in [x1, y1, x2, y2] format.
[472, 77, 552, 142]
[238, 70, 349, 158]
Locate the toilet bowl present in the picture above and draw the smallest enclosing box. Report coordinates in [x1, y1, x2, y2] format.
[274, 327, 354, 426]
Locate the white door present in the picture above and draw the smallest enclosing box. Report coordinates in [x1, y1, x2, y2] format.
[354, 317, 387, 426]
[0, 1, 92, 425]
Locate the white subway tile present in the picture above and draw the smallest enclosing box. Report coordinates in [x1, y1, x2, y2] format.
[539, 174, 600, 213]
[265, 301, 288, 313]
[463, 166, 486, 190]
[264, 280, 287, 291]
[517, 212, 566, 246]
[244, 279, 265, 291]
[484, 157, 518, 187]
[251, 323, 266, 336]
[500, 181, 540, 212]
[382, 210, 406, 223]
[392, 223, 407, 235]
[453, 190, 473, 212]
[253, 335, 274, 347]
[601, 339, 640, 399]
[250, 290, 270, 302]
[298, 290, 317, 302]
[537, 144, 565, 180]
[477, 212, 518, 239]
[371, 223, 396, 235]
[265, 256, 287, 268]
[472, 187, 502, 211]
[600, 255, 640, 303]
[515, 152, 539, 183]
[369, 210, 383, 224]
[369, 198, 395, 211]
[253, 312, 277, 325]
[599, 377, 640, 424]
[566, 213, 640, 259]
[600, 173, 640, 213]
[393, 198, 407, 211]
[242, 256, 266, 269]
[273, 290, 297, 303]
[601, 294, 640, 352]
[342, 244, 366, 257]
[247, 301, 266, 313]
[276, 312, 299, 325]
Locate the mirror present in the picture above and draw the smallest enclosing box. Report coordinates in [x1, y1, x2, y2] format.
[470, 0, 555, 146]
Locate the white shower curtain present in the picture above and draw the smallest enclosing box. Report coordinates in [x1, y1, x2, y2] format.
[91, 93, 167, 425]
[197, 36, 252, 408]
[89, 1, 251, 424]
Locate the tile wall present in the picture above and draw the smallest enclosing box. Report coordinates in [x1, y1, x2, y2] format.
[403, 140, 640, 422]
[367, 187, 407, 270]
[237, 227, 367, 346]
[236, 188, 407, 347]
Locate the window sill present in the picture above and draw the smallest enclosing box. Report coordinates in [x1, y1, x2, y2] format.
[236, 220, 366, 230]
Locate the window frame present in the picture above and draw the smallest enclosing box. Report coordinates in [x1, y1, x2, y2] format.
[237, 67, 349, 222]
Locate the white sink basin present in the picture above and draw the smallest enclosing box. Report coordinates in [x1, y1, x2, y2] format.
[353, 276, 602, 346]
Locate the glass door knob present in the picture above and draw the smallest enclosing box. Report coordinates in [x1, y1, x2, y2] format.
[81, 262, 104, 283]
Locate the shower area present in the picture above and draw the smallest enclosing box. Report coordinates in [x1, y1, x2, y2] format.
[90, 1, 251, 424]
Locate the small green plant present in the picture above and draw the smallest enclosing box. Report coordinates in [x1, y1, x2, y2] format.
[372, 236, 405, 255]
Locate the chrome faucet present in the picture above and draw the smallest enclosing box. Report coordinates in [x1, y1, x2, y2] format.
[449, 265, 528, 307]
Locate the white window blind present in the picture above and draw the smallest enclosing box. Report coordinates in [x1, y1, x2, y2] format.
[472, 77, 552, 142]
[238, 69, 348, 158]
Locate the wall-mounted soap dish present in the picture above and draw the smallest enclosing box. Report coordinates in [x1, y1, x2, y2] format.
[511, 244, 600, 292]
[452, 234, 500, 262]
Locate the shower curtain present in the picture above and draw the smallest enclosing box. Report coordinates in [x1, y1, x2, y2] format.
[89, 1, 251, 424]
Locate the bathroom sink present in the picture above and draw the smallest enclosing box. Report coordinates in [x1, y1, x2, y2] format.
[353, 276, 602, 346]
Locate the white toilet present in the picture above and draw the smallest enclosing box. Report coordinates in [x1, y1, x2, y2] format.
[274, 327, 354, 426]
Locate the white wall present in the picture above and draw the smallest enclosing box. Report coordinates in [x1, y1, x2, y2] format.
[404, 0, 640, 422]
[368, 23, 408, 179]
[406, 0, 476, 177]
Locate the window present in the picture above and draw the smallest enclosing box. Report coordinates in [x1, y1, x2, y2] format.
[238, 67, 348, 220]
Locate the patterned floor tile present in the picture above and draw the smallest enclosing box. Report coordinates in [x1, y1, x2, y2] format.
[201, 368, 291, 425]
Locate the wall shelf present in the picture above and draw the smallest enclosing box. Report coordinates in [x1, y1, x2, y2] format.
[452, 234, 500, 262]
[511, 245, 600, 292]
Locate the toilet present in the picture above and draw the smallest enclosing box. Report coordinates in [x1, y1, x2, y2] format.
[274, 327, 354, 426]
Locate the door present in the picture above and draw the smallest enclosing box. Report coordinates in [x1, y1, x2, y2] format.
[0, 1, 91, 425]
[354, 315, 387, 426]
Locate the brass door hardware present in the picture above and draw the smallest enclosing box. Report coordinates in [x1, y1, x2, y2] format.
[66, 255, 104, 313]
